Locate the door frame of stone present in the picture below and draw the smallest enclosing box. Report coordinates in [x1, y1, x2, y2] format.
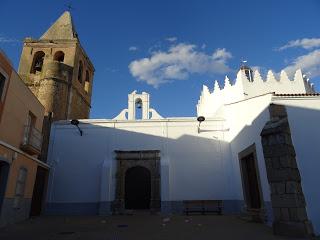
[238, 143, 265, 221]
[113, 150, 161, 214]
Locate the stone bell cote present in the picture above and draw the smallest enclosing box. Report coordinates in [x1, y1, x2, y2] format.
[114, 91, 162, 120]
[128, 91, 150, 120]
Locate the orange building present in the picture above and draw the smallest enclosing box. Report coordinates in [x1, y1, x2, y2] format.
[0, 50, 49, 226]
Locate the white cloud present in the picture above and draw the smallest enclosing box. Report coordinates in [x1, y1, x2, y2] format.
[283, 49, 320, 78]
[129, 43, 233, 87]
[105, 67, 118, 73]
[148, 42, 162, 54]
[0, 35, 19, 44]
[166, 37, 177, 42]
[129, 46, 138, 51]
[278, 38, 320, 51]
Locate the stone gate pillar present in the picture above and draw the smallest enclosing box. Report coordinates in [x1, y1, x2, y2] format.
[260, 104, 314, 237]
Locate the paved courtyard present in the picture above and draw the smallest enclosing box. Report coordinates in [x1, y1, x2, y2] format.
[0, 213, 306, 240]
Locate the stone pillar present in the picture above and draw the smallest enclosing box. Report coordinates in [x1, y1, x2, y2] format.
[260, 104, 314, 237]
[113, 159, 125, 214]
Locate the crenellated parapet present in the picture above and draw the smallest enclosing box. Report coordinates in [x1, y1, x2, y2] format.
[197, 68, 316, 117]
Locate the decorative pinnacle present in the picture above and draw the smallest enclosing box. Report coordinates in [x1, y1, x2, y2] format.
[224, 76, 232, 88]
[253, 70, 263, 82]
[266, 70, 277, 82]
[280, 70, 290, 82]
[214, 80, 221, 92]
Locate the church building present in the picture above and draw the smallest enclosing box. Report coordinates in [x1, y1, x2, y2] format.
[46, 64, 320, 237]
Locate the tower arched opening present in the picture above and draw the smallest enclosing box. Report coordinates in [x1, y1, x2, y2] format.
[53, 51, 65, 62]
[30, 51, 45, 74]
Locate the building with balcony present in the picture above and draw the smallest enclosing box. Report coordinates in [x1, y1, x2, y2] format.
[0, 50, 49, 227]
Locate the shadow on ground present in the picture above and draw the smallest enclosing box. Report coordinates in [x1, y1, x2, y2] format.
[0, 214, 305, 240]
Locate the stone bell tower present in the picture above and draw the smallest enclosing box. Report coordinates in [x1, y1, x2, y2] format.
[18, 11, 94, 121]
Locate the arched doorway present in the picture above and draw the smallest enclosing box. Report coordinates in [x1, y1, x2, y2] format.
[0, 161, 10, 214]
[113, 150, 161, 214]
[125, 166, 151, 209]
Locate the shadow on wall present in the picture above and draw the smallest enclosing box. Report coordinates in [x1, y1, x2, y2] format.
[230, 104, 320, 235]
[283, 105, 320, 235]
[46, 121, 232, 214]
[46, 103, 320, 235]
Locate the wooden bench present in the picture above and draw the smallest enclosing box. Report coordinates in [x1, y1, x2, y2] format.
[183, 200, 223, 215]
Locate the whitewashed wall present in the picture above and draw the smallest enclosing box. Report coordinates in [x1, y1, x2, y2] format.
[46, 118, 235, 213]
[223, 94, 274, 223]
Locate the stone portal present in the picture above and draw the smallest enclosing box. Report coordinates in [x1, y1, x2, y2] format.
[113, 150, 161, 214]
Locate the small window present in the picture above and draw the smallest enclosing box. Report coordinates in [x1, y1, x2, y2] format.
[0, 72, 6, 101]
[53, 51, 65, 62]
[13, 168, 28, 209]
[78, 61, 83, 83]
[84, 70, 90, 93]
[30, 51, 45, 74]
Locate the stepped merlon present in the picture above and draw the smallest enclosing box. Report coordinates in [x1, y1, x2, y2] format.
[197, 67, 316, 117]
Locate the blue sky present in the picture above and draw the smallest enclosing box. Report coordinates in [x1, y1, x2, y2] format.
[1, 0, 320, 118]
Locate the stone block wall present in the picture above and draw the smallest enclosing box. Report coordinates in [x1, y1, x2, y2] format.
[260, 104, 314, 237]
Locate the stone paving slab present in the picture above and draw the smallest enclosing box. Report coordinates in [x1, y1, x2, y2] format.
[0, 214, 306, 240]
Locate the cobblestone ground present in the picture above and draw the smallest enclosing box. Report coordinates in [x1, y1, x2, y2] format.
[0, 214, 305, 240]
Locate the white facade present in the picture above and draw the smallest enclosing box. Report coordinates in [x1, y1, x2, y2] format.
[46, 68, 320, 234]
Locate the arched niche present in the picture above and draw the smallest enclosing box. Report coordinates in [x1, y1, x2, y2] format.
[30, 51, 45, 74]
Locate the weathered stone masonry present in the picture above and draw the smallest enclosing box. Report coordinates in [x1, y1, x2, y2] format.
[113, 150, 161, 214]
[18, 11, 94, 121]
[260, 104, 314, 237]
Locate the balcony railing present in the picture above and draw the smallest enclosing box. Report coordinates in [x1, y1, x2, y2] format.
[21, 125, 42, 155]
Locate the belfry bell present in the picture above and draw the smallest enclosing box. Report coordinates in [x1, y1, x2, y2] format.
[136, 99, 142, 109]
[35, 62, 42, 71]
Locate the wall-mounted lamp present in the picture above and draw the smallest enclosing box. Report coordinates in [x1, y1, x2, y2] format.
[197, 116, 205, 133]
[70, 119, 83, 136]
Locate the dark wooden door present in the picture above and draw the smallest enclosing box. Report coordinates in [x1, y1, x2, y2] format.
[30, 167, 48, 216]
[125, 166, 151, 209]
[241, 153, 261, 209]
